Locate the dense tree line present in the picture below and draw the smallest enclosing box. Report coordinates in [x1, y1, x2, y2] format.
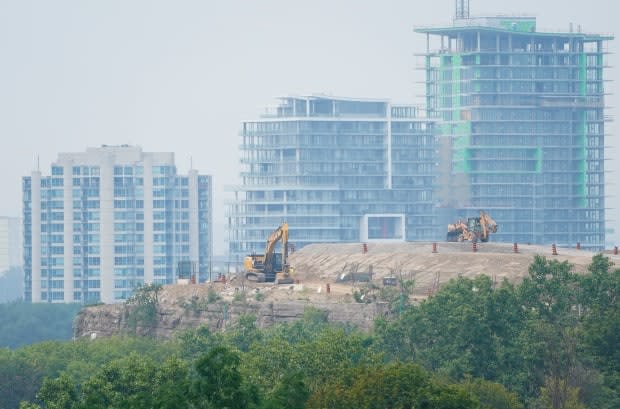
[0, 267, 24, 303]
[1, 254, 617, 408]
[0, 301, 81, 348]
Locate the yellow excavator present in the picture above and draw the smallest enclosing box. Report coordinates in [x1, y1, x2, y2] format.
[446, 211, 498, 243]
[244, 222, 294, 284]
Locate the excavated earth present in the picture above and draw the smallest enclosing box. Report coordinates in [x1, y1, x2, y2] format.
[74, 242, 619, 340]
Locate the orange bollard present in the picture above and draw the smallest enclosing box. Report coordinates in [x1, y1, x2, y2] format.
[513, 243, 519, 253]
[432, 242, 438, 253]
[552, 243, 558, 256]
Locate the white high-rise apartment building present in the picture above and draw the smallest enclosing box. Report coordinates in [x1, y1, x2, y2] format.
[23, 145, 212, 303]
[228, 96, 436, 262]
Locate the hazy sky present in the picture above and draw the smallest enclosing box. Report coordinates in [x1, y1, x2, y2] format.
[1, 0, 617, 254]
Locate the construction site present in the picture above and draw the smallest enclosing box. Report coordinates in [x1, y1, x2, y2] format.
[74, 239, 620, 340]
[179, 240, 619, 303]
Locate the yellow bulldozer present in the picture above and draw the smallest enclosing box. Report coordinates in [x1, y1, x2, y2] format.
[244, 222, 294, 284]
[446, 211, 498, 243]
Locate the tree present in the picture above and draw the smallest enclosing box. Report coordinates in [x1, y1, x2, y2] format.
[0, 301, 81, 348]
[577, 254, 620, 408]
[152, 357, 191, 409]
[307, 362, 479, 409]
[125, 283, 162, 336]
[534, 377, 586, 409]
[518, 256, 580, 325]
[79, 354, 159, 409]
[224, 314, 262, 352]
[192, 345, 259, 409]
[461, 377, 523, 409]
[261, 371, 310, 409]
[375, 275, 518, 381]
[34, 373, 79, 409]
[0, 348, 41, 409]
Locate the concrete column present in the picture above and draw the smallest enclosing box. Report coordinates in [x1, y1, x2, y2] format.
[188, 170, 199, 274]
[143, 157, 154, 284]
[99, 158, 115, 303]
[62, 161, 74, 302]
[31, 171, 41, 302]
[386, 103, 392, 189]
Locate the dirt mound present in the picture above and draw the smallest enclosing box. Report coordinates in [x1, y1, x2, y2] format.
[287, 241, 613, 296]
[160, 242, 614, 303]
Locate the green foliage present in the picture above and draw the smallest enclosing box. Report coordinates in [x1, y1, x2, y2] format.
[125, 283, 162, 335]
[461, 377, 523, 409]
[10, 254, 620, 409]
[374, 277, 415, 313]
[35, 373, 78, 409]
[233, 291, 247, 303]
[207, 287, 221, 303]
[1, 336, 176, 408]
[180, 295, 211, 315]
[0, 301, 81, 348]
[534, 377, 586, 409]
[578, 254, 620, 408]
[0, 348, 41, 409]
[519, 255, 581, 325]
[192, 346, 259, 409]
[261, 371, 310, 409]
[176, 325, 221, 360]
[580, 254, 620, 373]
[307, 362, 479, 409]
[375, 275, 521, 381]
[224, 314, 261, 352]
[352, 289, 366, 303]
[254, 291, 265, 302]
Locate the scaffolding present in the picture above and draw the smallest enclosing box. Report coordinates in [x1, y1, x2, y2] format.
[416, 15, 612, 249]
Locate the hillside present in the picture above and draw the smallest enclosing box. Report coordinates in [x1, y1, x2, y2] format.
[287, 241, 614, 296]
[74, 241, 615, 339]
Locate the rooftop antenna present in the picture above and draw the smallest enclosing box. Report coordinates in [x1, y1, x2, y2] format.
[455, 0, 470, 19]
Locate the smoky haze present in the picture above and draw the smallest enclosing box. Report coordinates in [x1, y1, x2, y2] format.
[0, 0, 617, 254]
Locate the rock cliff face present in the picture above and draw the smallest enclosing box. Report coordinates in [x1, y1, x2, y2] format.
[74, 300, 389, 340]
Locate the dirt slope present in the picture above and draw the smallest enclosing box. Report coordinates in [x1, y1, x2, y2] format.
[287, 242, 616, 297]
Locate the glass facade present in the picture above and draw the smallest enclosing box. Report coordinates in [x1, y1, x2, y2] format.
[228, 96, 436, 263]
[23, 146, 212, 303]
[417, 16, 612, 249]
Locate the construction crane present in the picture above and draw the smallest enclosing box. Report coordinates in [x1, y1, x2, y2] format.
[244, 222, 294, 284]
[446, 211, 498, 243]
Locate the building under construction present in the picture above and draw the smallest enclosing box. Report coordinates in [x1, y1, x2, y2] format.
[416, 1, 612, 249]
[229, 2, 613, 256]
[227, 96, 436, 261]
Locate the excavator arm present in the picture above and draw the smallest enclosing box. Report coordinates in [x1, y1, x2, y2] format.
[263, 222, 288, 274]
[479, 211, 498, 242]
[244, 222, 294, 284]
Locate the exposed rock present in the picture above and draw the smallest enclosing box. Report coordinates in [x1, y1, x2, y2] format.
[75, 241, 615, 340]
[74, 299, 389, 340]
